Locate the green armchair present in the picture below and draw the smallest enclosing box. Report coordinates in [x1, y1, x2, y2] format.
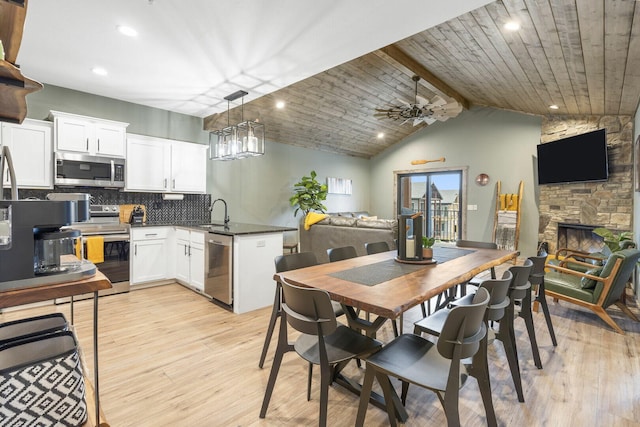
[544, 248, 640, 334]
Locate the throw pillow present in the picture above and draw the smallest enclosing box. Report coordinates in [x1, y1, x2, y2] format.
[356, 218, 395, 230]
[360, 215, 378, 220]
[330, 216, 357, 227]
[304, 212, 328, 230]
[580, 267, 603, 290]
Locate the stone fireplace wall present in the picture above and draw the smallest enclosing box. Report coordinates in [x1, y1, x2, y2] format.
[538, 115, 634, 252]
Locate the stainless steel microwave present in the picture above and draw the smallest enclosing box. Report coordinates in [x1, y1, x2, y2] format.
[55, 152, 125, 188]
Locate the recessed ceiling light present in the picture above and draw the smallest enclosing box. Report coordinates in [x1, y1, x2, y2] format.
[377, 132, 385, 139]
[117, 25, 138, 37]
[549, 104, 559, 110]
[504, 21, 520, 31]
[275, 100, 285, 109]
[91, 67, 108, 76]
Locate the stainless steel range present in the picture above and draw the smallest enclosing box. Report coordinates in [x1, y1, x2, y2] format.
[57, 204, 130, 302]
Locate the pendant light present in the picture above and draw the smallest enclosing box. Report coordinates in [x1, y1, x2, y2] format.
[209, 90, 265, 160]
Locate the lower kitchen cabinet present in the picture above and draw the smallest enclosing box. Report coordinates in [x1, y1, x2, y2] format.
[130, 227, 173, 285]
[175, 228, 205, 292]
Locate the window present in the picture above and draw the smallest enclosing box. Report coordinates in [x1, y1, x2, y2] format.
[395, 170, 465, 242]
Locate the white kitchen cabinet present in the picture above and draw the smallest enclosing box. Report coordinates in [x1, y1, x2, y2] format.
[0, 119, 53, 189]
[175, 228, 205, 292]
[170, 142, 207, 193]
[130, 227, 173, 285]
[126, 135, 171, 192]
[232, 232, 282, 314]
[49, 110, 128, 157]
[125, 133, 206, 194]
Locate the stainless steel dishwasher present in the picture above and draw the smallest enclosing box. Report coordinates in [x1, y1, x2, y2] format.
[204, 233, 233, 305]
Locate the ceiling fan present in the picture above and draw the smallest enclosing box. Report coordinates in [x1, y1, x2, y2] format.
[374, 76, 463, 126]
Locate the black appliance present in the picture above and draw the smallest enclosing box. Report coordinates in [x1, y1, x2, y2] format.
[45, 192, 91, 222]
[0, 200, 96, 292]
[129, 206, 145, 224]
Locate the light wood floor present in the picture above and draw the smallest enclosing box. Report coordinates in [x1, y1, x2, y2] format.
[2, 278, 640, 427]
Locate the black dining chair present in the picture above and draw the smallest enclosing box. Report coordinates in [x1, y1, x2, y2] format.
[259, 251, 344, 369]
[355, 288, 490, 427]
[494, 259, 539, 402]
[260, 278, 382, 427]
[527, 254, 557, 346]
[365, 241, 390, 255]
[412, 271, 513, 426]
[432, 240, 498, 312]
[327, 245, 358, 262]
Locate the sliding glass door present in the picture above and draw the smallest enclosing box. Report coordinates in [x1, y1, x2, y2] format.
[397, 170, 463, 242]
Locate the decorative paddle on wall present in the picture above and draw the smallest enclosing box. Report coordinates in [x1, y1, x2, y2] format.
[374, 76, 463, 126]
[410, 157, 446, 165]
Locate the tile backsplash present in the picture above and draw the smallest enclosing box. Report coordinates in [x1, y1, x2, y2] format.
[4, 188, 211, 223]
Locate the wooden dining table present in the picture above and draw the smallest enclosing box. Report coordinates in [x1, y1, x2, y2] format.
[277, 245, 518, 332]
[273, 244, 518, 424]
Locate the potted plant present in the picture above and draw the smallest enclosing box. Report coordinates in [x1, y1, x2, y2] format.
[289, 170, 328, 217]
[422, 236, 435, 259]
[592, 228, 635, 253]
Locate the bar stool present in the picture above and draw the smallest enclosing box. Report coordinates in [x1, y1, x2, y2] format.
[283, 242, 298, 254]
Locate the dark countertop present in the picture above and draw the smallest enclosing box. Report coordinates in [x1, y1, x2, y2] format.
[132, 221, 297, 236]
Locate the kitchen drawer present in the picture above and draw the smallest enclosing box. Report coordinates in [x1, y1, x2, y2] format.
[190, 230, 205, 245]
[131, 227, 171, 240]
[175, 228, 190, 241]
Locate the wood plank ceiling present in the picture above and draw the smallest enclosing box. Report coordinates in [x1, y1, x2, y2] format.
[204, 0, 640, 159]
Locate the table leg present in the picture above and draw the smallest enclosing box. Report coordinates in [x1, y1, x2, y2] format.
[342, 305, 388, 338]
[337, 305, 407, 422]
[94, 291, 99, 427]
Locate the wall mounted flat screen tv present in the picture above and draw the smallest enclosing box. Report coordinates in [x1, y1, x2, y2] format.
[536, 129, 608, 185]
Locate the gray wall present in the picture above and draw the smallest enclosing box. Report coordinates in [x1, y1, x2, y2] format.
[207, 141, 371, 233]
[370, 106, 543, 258]
[27, 84, 208, 144]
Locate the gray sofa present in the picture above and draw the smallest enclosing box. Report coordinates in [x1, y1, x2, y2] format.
[300, 212, 397, 263]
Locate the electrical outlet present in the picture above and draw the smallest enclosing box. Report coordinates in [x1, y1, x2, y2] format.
[467, 204, 478, 211]
[256, 240, 266, 247]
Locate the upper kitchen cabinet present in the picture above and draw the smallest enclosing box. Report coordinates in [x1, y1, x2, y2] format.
[49, 111, 128, 157]
[171, 140, 207, 193]
[126, 133, 206, 194]
[0, 119, 53, 188]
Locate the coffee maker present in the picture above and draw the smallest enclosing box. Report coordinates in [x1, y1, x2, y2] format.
[0, 199, 96, 291]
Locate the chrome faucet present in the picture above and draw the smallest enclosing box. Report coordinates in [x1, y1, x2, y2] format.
[209, 198, 230, 225]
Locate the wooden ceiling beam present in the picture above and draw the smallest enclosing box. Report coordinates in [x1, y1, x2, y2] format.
[379, 44, 470, 110]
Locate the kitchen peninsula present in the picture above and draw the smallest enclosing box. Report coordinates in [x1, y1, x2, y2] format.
[130, 221, 296, 314]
